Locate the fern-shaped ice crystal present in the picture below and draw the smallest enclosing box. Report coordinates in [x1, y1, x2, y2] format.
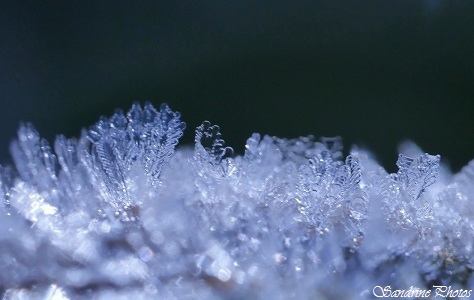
[84, 102, 185, 219]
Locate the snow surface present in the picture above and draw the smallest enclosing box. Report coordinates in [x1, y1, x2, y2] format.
[1, 103, 473, 299]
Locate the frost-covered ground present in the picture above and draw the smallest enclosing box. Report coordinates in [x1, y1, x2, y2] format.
[1, 103, 473, 299]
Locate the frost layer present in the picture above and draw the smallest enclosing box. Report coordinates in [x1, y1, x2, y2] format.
[1, 103, 473, 299]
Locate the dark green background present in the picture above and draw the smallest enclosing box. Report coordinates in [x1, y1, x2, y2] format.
[1, 1, 473, 173]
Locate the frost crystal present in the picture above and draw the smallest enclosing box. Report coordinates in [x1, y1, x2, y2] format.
[195, 120, 233, 166]
[1, 102, 473, 299]
[84, 102, 185, 220]
[394, 153, 440, 200]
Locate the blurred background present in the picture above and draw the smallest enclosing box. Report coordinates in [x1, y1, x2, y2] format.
[0, 1, 473, 173]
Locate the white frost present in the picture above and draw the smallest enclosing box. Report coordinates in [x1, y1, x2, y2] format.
[0, 102, 473, 299]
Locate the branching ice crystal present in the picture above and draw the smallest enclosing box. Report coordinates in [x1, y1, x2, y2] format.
[296, 147, 366, 243]
[85, 102, 185, 220]
[195, 121, 233, 166]
[394, 153, 440, 200]
[1, 102, 473, 299]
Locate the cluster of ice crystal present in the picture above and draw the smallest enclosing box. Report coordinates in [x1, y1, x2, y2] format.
[1, 103, 473, 299]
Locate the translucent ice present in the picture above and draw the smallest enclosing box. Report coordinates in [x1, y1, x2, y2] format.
[0, 102, 473, 299]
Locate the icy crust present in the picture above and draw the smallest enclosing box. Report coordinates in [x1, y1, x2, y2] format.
[0, 103, 473, 299]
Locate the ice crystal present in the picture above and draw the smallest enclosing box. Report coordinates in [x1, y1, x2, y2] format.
[1, 102, 473, 299]
[394, 153, 440, 200]
[195, 121, 233, 166]
[84, 102, 185, 220]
